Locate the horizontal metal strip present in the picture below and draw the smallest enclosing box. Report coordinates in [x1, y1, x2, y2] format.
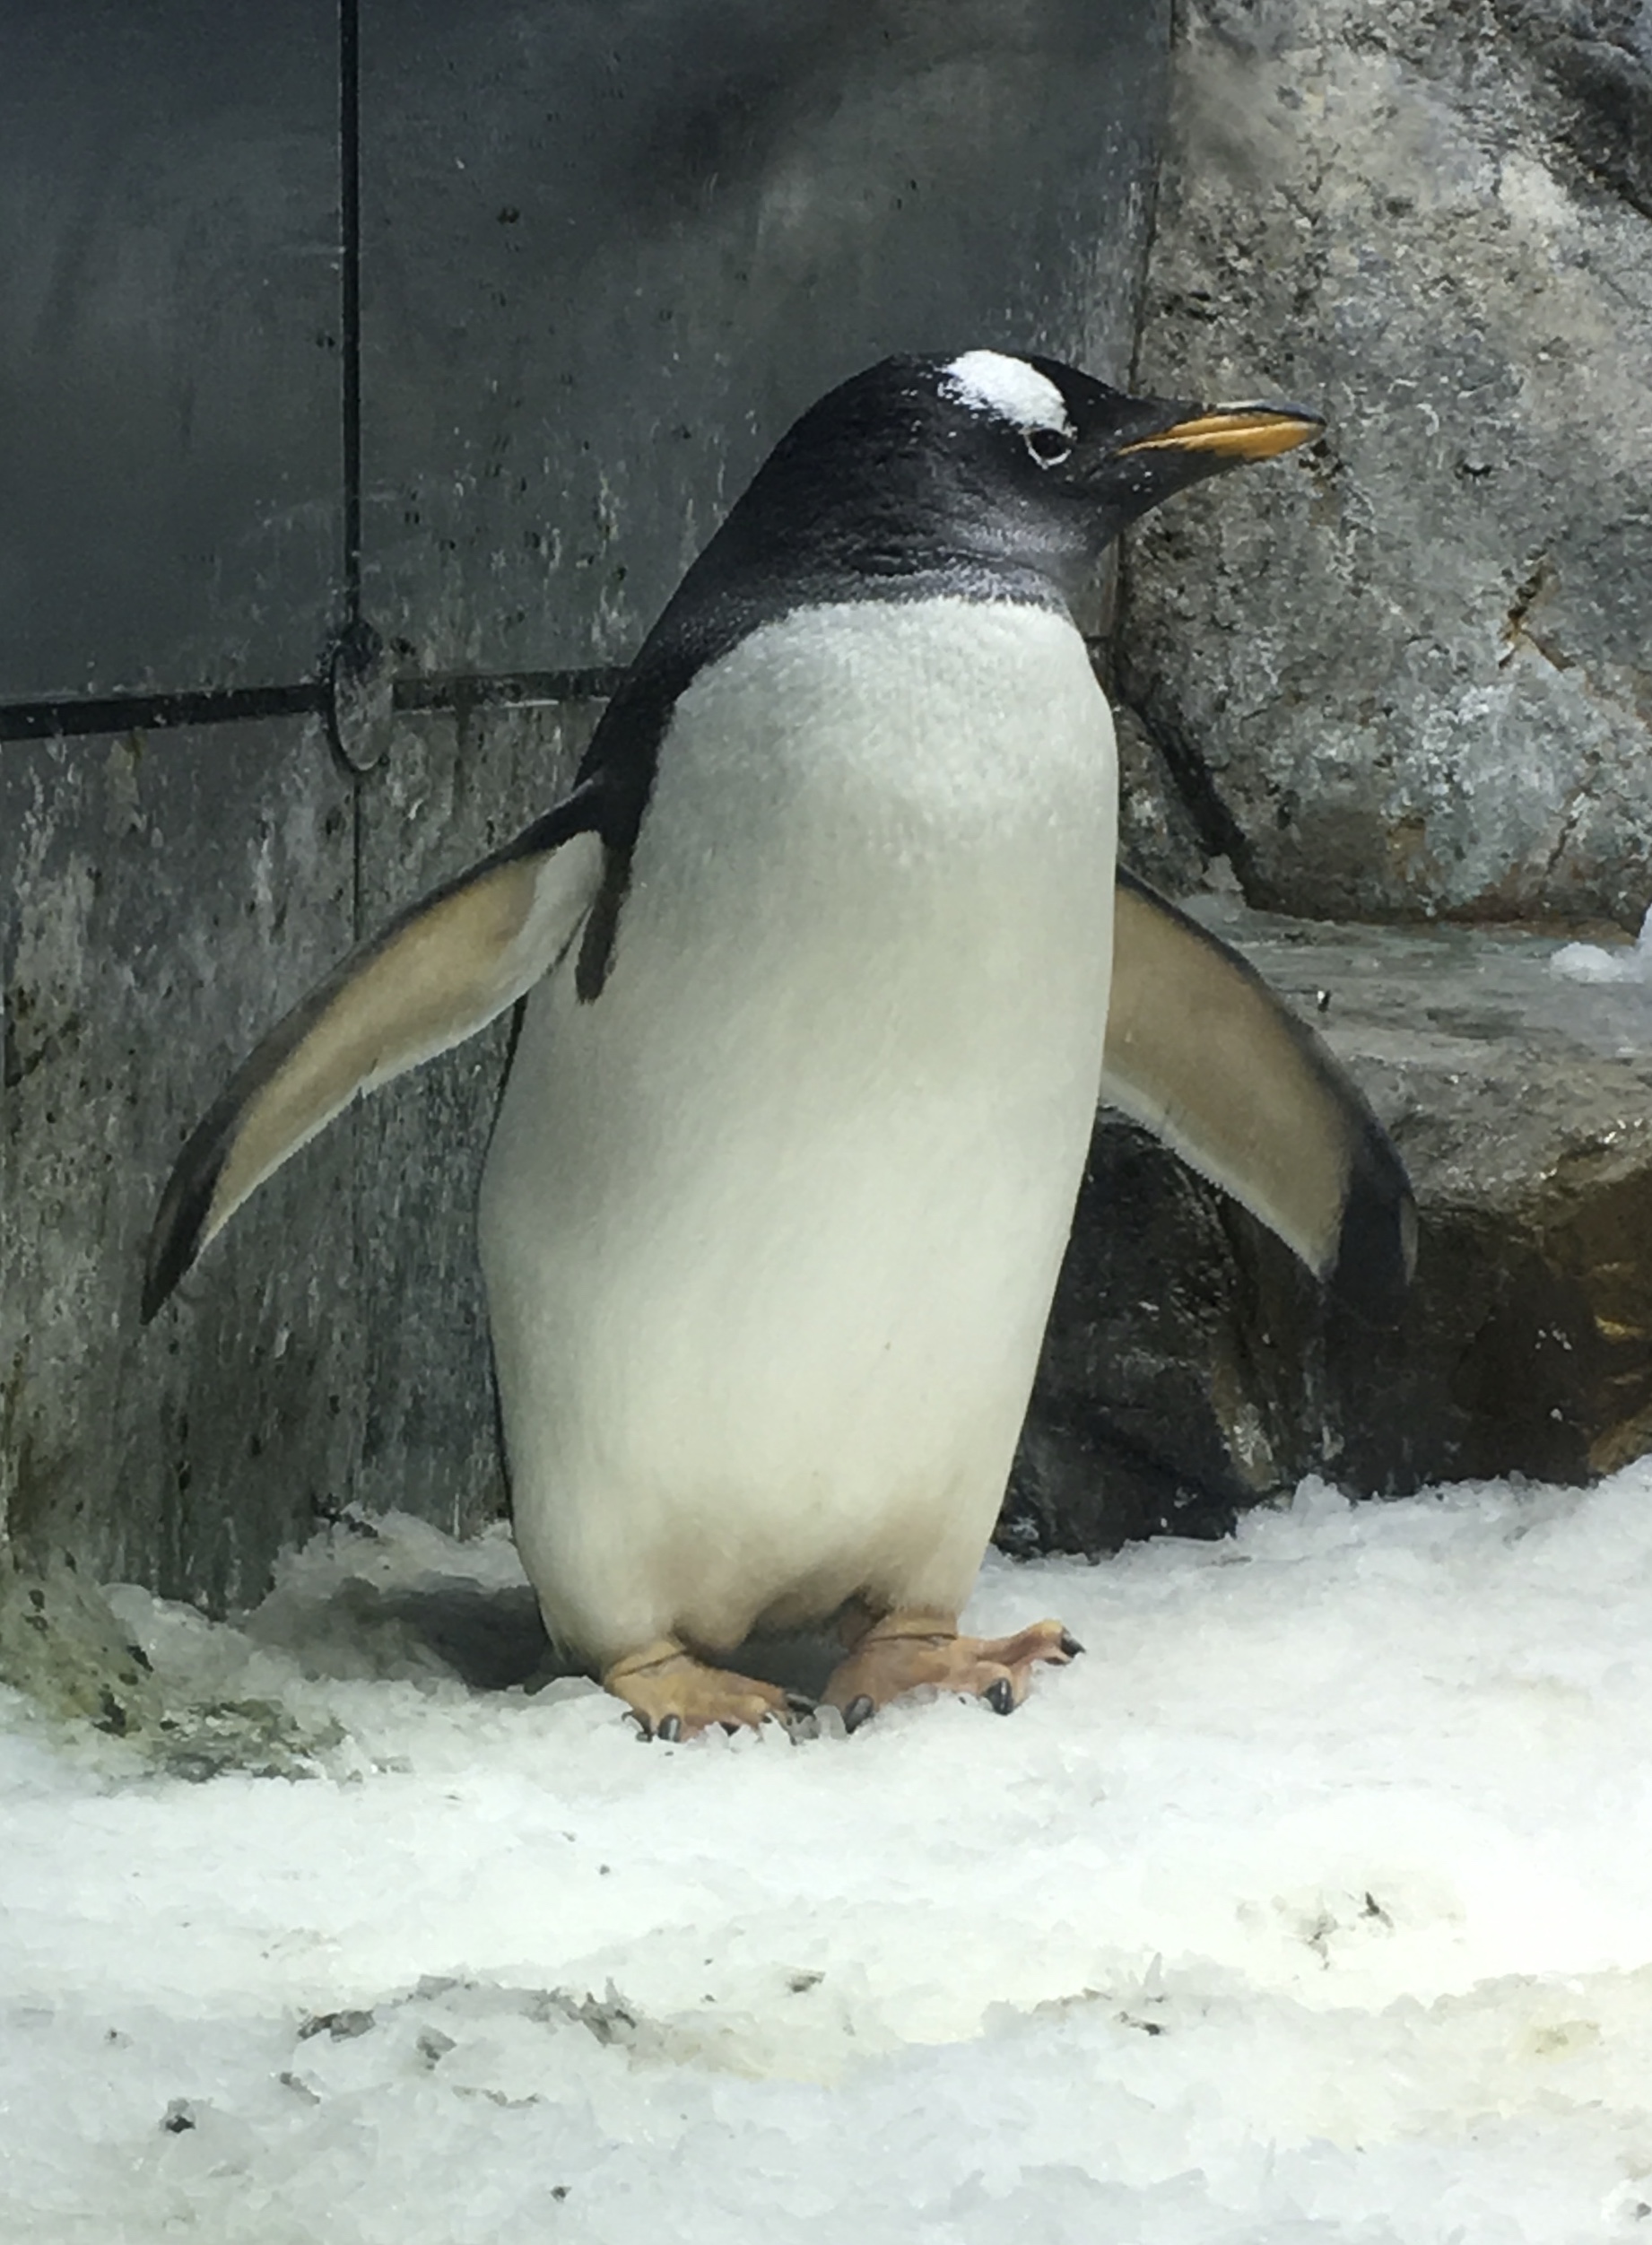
[395, 668, 628, 711]
[0, 667, 626, 744]
[0, 682, 327, 742]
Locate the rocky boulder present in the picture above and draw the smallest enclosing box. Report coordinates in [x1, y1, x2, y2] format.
[1118, 0, 1652, 929]
[1006, 898, 1652, 1554]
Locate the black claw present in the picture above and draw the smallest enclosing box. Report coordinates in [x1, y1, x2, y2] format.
[843, 1693, 875, 1734]
[1059, 1630, 1085, 1659]
[656, 1714, 683, 1743]
[785, 1692, 818, 1717]
[984, 1676, 1015, 1716]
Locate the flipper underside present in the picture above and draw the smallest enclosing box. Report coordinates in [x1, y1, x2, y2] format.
[143, 807, 604, 1319]
[147, 816, 1413, 1328]
[1102, 870, 1416, 1320]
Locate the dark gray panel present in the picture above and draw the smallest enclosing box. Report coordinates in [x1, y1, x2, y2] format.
[361, 0, 1169, 670]
[352, 700, 598, 1538]
[1, 723, 358, 1609]
[0, 4, 341, 700]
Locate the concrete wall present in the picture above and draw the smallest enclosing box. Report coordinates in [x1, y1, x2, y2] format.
[2, 1, 1171, 1606]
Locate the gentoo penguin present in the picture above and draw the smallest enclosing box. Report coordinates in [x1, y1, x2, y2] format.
[145, 351, 1414, 1738]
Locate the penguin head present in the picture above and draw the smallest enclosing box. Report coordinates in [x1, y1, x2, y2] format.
[709, 349, 1323, 618]
[933, 348, 1323, 559]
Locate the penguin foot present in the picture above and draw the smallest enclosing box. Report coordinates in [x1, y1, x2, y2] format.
[603, 1640, 815, 1741]
[823, 1613, 1081, 1729]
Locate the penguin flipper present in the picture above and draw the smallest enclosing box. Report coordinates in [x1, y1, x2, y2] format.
[143, 800, 606, 1320]
[1101, 870, 1416, 1321]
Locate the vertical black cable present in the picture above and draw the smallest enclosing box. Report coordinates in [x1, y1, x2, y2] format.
[339, 0, 363, 627]
[337, 0, 367, 939]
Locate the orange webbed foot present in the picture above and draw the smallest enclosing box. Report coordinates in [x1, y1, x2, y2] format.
[822, 1612, 1082, 1731]
[603, 1640, 816, 1741]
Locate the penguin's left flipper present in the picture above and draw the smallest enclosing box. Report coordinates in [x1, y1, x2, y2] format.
[143, 796, 606, 1320]
[1102, 870, 1417, 1323]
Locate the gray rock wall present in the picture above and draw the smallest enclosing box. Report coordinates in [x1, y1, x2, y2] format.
[1, 705, 591, 1609]
[8, 0, 1648, 1641]
[2, 720, 359, 1605]
[1013, 909, 1652, 1557]
[1121, 0, 1652, 928]
[2, 1, 1170, 1614]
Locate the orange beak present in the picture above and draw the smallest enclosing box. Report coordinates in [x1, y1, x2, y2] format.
[1118, 405, 1324, 463]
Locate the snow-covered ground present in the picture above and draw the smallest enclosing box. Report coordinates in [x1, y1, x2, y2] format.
[7, 1466, 1652, 2242]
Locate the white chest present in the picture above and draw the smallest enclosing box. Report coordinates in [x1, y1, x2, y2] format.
[482, 596, 1119, 1657]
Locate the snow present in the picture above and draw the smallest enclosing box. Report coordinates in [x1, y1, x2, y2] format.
[8, 1468, 1652, 2241]
[1551, 906, 1652, 986]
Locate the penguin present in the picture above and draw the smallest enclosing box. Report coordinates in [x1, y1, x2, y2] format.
[144, 351, 1414, 1739]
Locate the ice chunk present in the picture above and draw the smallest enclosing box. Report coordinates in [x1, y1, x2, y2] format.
[1551, 904, 1652, 985]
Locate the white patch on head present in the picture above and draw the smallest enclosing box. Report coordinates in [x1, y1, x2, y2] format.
[940, 350, 1073, 437]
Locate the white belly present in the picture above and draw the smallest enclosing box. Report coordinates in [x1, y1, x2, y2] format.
[479, 597, 1117, 1663]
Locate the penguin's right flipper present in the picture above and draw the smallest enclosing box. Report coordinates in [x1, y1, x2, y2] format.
[1102, 870, 1416, 1321]
[143, 798, 606, 1320]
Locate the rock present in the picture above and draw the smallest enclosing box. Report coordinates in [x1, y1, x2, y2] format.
[1004, 901, 1652, 1556]
[0, 1550, 163, 1739]
[1495, 0, 1652, 222]
[1118, 0, 1652, 930]
[1, 720, 361, 1614]
[1113, 699, 1213, 899]
[0, 704, 590, 1615]
[0, 1544, 346, 1776]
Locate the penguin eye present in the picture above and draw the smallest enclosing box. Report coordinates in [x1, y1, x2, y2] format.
[1024, 426, 1074, 468]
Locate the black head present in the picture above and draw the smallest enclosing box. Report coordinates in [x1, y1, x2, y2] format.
[689, 348, 1324, 622]
[569, 351, 1324, 996]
